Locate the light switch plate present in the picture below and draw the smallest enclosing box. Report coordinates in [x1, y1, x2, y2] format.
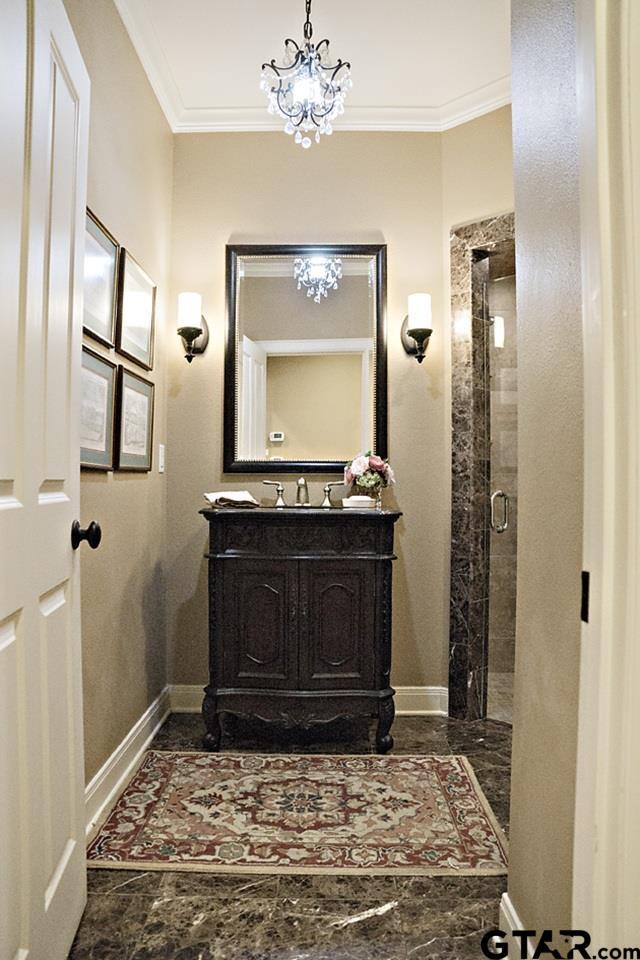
[158, 444, 165, 473]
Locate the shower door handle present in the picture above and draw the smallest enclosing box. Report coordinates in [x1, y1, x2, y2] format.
[490, 490, 509, 533]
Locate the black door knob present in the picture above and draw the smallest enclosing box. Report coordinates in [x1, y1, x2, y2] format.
[71, 520, 102, 551]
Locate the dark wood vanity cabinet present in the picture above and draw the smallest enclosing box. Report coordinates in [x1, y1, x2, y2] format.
[201, 508, 401, 753]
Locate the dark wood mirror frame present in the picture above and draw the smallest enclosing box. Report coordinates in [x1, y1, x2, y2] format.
[224, 243, 388, 474]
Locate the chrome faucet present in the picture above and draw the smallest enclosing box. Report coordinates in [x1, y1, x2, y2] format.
[262, 480, 286, 508]
[321, 481, 344, 509]
[295, 477, 309, 507]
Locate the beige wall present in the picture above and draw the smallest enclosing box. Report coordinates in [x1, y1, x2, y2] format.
[508, 0, 583, 930]
[442, 106, 514, 229]
[266, 354, 362, 461]
[63, 0, 174, 781]
[241, 274, 372, 341]
[166, 115, 513, 690]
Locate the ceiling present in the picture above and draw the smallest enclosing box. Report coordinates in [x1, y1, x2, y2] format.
[113, 0, 511, 133]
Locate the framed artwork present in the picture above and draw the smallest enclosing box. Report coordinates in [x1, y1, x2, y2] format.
[80, 347, 117, 470]
[115, 366, 154, 471]
[116, 250, 156, 370]
[83, 209, 119, 346]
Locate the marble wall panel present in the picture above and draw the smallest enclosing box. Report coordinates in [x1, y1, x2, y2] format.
[449, 214, 515, 719]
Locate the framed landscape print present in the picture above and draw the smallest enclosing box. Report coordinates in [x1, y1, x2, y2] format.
[83, 210, 119, 346]
[80, 347, 116, 470]
[116, 250, 156, 370]
[115, 366, 154, 471]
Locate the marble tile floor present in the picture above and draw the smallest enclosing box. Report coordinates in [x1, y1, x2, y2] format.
[69, 713, 512, 960]
[486, 673, 514, 725]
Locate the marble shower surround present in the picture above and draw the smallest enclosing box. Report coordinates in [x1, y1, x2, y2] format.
[449, 214, 516, 720]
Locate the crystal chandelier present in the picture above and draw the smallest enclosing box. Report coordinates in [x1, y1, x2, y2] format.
[294, 256, 343, 303]
[260, 0, 352, 149]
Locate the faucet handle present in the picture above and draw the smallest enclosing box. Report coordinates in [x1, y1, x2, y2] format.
[262, 480, 286, 508]
[321, 480, 344, 509]
[295, 477, 309, 507]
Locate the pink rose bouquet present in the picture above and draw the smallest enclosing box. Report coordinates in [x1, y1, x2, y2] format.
[344, 452, 395, 497]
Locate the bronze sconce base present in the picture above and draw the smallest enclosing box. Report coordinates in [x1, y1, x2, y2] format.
[401, 317, 433, 364]
[178, 318, 210, 363]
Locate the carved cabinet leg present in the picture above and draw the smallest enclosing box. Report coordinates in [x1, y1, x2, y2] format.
[202, 689, 221, 751]
[376, 696, 395, 754]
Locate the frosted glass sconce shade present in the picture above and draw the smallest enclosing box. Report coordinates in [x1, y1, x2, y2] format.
[177, 291, 209, 363]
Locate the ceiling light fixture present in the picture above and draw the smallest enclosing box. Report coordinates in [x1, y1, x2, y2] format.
[260, 0, 352, 149]
[294, 256, 343, 303]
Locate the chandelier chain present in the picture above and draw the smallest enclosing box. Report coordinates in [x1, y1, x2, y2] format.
[304, 0, 313, 41]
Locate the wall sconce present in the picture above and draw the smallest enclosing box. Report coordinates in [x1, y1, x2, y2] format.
[491, 314, 505, 349]
[401, 293, 433, 364]
[177, 292, 210, 363]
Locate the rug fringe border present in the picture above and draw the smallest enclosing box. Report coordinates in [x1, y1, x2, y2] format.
[457, 755, 510, 859]
[85, 859, 508, 877]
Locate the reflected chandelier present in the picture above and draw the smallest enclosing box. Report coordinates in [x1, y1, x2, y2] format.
[260, 0, 352, 149]
[294, 256, 343, 303]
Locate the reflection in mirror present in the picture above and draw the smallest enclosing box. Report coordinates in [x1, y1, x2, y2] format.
[225, 245, 387, 472]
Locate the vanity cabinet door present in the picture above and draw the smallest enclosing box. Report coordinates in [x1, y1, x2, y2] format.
[299, 561, 375, 690]
[221, 559, 298, 688]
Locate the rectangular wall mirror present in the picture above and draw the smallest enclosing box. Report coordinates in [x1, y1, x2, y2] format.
[224, 244, 387, 473]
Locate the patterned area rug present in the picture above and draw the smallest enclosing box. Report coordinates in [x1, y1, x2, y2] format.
[87, 751, 508, 875]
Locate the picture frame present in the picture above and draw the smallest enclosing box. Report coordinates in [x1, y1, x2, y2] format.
[116, 249, 156, 370]
[80, 347, 117, 470]
[83, 209, 119, 346]
[115, 366, 155, 472]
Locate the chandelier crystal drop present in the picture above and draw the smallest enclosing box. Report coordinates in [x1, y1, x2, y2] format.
[294, 256, 343, 303]
[260, 0, 352, 149]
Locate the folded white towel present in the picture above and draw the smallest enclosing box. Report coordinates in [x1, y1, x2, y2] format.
[203, 490, 259, 509]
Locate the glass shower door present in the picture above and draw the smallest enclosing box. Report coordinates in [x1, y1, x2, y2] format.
[487, 269, 518, 723]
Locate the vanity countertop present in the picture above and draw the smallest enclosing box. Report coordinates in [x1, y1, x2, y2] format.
[200, 506, 402, 519]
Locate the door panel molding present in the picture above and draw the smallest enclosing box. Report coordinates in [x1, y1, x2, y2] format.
[299, 562, 375, 689]
[0, 1, 90, 957]
[223, 561, 298, 687]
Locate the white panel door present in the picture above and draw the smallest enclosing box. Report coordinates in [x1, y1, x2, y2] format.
[0, 1, 90, 958]
[240, 336, 267, 459]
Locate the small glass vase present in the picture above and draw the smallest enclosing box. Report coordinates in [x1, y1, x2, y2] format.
[354, 483, 383, 510]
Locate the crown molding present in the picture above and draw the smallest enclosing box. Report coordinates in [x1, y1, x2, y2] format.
[241, 259, 371, 278]
[435, 77, 512, 131]
[113, 0, 185, 129]
[114, 0, 511, 134]
[170, 87, 512, 134]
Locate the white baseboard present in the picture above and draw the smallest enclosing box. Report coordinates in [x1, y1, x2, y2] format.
[168, 684, 448, 716]
[500, 893, 533, 959]
[396, 685, 448, 715]
[84, 685, 170, 839]
[169, 684, 204, 713]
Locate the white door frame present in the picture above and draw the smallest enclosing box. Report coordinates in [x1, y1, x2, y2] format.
[574, 0, 640, 943]
[239, 335, 267, 459]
